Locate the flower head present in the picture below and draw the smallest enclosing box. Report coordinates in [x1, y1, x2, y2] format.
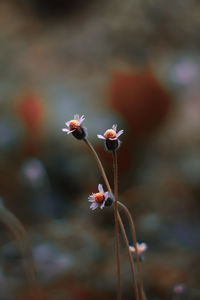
[129, 242, 147, 261]
[88, 184, 114, 210]
[97, 124, 124, 151]
[62, 114, 87, 140]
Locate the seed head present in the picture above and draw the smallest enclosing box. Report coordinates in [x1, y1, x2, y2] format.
[129, 242, 147, 261]
[62, 114, 87, 140]
[68, 120, 80, 131]
[88, 184, 114, 210]
[104, 129, 117, 139]
[94, 192, 105, 203]
[97, 124, 124, 151]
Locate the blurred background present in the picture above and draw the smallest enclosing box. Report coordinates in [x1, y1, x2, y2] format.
[0, 0, 200, 299]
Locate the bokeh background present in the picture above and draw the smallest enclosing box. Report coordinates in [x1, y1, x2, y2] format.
[0, 0, 200, 299]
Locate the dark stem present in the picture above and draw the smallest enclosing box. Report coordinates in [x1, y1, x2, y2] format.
[84, 139, 111, 193]
[83, 138, 140, 300]
[118, 201, 145, 300]
[117, 211, 139, 300]
[112, 150, 121, 300]
[84, 139, 121, 299]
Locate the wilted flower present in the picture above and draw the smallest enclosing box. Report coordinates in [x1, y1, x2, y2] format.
[62, 114, 87, 140]
[88, 184, 114, 210]
[97, 124, 123, 151]
[129, 242, 147, 261]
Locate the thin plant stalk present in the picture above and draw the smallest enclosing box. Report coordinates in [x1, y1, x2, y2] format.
[118, 201, 145, 300]
[117, 211, 139, 300]
[113, 150, 141, 300]
[0, 204, 37, 286]
[84, 138, 141, 299]
[84, 138, 121, 299]
[112, 150, 121, 300]
[84, 139, 111, 193]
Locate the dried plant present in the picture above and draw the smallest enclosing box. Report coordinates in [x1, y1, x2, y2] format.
[62, 114, 147, 300]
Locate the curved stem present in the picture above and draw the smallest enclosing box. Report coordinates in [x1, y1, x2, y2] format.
[118, 201, 145, 300]
[112, 150, 121, 300]
[84, 139, 121, 299]
[117, 211, 139, 300]
[84, 138, 140, 299]
[0, 204, 37, 286]
[84, 139, 112, 193]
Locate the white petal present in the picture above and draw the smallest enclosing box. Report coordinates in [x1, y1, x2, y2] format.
[98, 184, 104, 193]
[109, 137, 117, 140]
[65, 121, 70, 126]
[88, 195, 94, 202]
[79, 115, 85, 124]
[129, 246, 135, 253]
[67, 129, 75, 134]
[140, 243, 147, 251]
[116, 130, 124, 138]
[100, 201, 105, 209]
[90, 203, 98, 210]
[104, 191, 110, 201]
[74, 114, 79, 120]
[62, 128, 70, 133]
[112, 124, 117, 132]
[97, 134, 105, 140]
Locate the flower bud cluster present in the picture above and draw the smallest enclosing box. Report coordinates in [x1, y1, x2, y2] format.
[62, 114, 122, 210]
[62, 115, 123, 151]
[62, 114, 147, 264]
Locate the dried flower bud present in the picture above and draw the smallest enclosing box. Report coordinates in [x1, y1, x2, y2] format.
[62, 114, 87, 140]
[129, 242, 147, 261]
[97, 124, 123, 151]
[88, 184, 113, 210]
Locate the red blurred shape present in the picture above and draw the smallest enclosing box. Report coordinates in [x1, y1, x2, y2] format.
[16, 92, 44, 155]
[17, 93, 44, 133]
[110, 70, 171, 138]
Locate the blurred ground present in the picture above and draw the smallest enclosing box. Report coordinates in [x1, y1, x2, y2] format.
[0, 0, 200, 299]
